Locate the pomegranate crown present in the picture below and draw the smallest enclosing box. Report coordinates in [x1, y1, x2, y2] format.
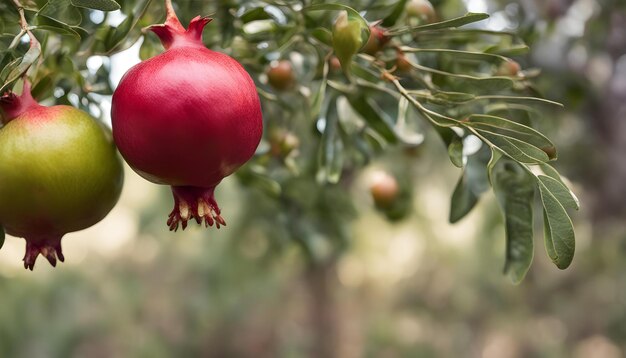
[148, 0, 212, 49]
[0, 80, 40, 124]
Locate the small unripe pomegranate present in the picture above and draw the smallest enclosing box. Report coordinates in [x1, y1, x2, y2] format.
[329, 56, 342, 72]
[361, 26, 390, 56]
[111, 1, 263, 231]
[269, 129, 300, 157]
[332, 10, 365, 72]
[496, 59, 521, 76]
[267, 60, 295, 91]
[396, 51, 413, 73]
[0, 82, 123, 270]
[370, 171, 400, 209]
[405, 0, 436, 24]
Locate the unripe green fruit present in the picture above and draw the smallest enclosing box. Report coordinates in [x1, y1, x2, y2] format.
[332, 11, 365, 73]
[0, 84, 123, 270]
[267, 60, 296, 91]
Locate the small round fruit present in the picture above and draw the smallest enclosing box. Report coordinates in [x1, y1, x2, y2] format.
[0, 82, 124, 270]
[267, 60, 296, 91]
[370, 171, 400, 209]
[405, 0, 436, 23]
[496, 59, 521, 76]
[329, 56, 342, 72]
[361, 26, 390, 56]
[269, 129, 300, 157]
[396, 52, 413, 73]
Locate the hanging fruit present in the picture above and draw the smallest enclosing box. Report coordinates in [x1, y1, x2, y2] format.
[111, 0, 263, 231]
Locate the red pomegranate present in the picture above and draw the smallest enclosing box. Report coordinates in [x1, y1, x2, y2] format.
[0, 82, 124, 270]
[111, 1, 263, 231]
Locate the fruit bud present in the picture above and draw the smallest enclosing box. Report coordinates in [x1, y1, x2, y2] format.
[361, 25, 390, 56]
[332, 11, 365, 73]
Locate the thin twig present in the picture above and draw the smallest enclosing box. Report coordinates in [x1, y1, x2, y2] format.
[11, 0, 39, 47]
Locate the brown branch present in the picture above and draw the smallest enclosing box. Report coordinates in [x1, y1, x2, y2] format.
[11, 0, 39, 48]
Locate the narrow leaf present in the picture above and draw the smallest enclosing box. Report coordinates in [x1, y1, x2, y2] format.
[449, 174, 479, 223]
[539, 180, 576, 269]
[479, 131, 549, 164]
[70, 0, 120, 11]
[467, 114, 556, 159]
[537, 175, 579, 211]
[386, 13, 490, 35]
[448, 134, 463, 168]
[538, 163, 579, 209]
[0, 44, 41, 93]
[492, 160, 535, 283]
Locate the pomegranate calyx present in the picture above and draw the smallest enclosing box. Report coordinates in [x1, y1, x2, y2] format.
[0, 80, 41, 124]
[167, 186, 226, 231]
[23, 235, 65, 271]
[149, 3, 212, 50]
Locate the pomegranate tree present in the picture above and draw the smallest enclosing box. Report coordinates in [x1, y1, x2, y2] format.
[0, 82, 124, 270]
[111, 1, 263, 231]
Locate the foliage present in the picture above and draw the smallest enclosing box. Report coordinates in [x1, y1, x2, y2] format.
[0, 0, 579, 281]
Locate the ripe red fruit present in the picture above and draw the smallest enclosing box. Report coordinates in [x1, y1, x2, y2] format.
[111, 2, 263, 231]
[0, 82, 123, 270]
[267, 60, 295, 91]
[370, 171, 400, 209]
[361, 25, 390, 56]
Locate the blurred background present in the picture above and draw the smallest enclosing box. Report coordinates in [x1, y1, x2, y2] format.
[1, 0, 626, 357]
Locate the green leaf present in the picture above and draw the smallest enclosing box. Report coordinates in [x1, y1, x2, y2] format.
[538, 163, 580, 209]
[238, 165, 281, 198]
[347, 95, 398, 143]
[38, 0, 82, 27]
[317, 99, 344, 184]
[33, 15, 83, 40]
[448, 135, 463, 168]
[492, 160, 535, 284]
[539, 181, 576, 269]
[537, 175, 579, 211]
[401, 47, 508, 64]
[449, 144, 490, 222]
[467, 114, 556, 159]
[381, 0, 408, 27]
[311, 28, 333, 46]
[309, 60, 329, 121]
[433, 90, 476, 104]
[0, 43, 41, 93]
[449, 173, 478, 223]
[387, 12, 490, 35]
[478, 131, 549, 164]
[239, 7, 271, 23]
[70, 0, 120, 11]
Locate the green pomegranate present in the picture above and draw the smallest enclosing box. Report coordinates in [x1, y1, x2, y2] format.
[0, 82, 124, 270]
